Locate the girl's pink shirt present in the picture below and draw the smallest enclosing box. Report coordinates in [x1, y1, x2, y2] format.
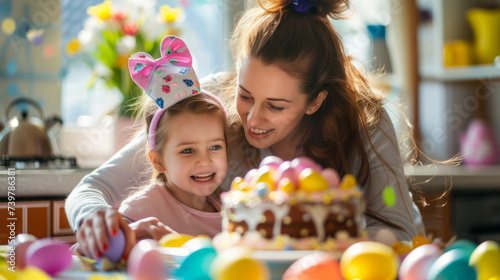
[118, 183, 222, 237]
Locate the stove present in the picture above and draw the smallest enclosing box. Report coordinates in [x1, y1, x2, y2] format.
[1, 155, 78, 169]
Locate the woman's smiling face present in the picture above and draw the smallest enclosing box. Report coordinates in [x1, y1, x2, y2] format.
[236, 57, 310, 151]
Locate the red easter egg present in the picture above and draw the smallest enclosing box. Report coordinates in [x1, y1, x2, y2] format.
[283, 251, 342, 280]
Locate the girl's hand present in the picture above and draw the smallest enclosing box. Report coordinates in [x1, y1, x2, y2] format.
[129, 217, 176, 241]
[76, 208, 135, 261]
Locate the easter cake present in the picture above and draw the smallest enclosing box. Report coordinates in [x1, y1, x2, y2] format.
[213, 156, 367, 251]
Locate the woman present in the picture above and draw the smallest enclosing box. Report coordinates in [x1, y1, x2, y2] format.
[67, 0, 423, 260]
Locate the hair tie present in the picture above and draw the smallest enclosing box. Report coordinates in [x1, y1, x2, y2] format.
[292, 0, 312, 13]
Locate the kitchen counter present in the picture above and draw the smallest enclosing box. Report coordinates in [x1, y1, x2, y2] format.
[1, 165, 500, 198]
[0, 168, 94, 199]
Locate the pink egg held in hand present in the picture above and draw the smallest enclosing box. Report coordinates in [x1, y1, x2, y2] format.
[102, 229, 126, 263]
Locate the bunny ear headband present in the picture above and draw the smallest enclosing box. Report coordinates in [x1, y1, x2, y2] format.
[128, 35, 226, 149]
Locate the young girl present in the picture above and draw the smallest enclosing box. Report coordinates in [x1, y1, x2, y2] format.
[75, 36, 228, 260]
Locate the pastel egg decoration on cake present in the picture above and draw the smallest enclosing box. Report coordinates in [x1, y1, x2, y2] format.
[469, 240, 500, 280]
[128, 239, 166, 280]
[340, 241, 399, 280]
[320, 168, 340, 189]
[427, 249, 477, 280]
[399, 243, 441, 280]
[298, 168, 329, 193]
[250, 165, 275, 190]
[283, 251, 342, 280]
[25, 238, 72, 276]
[274, 161, 299, 188]
[259, 155, 284, 171]
[291, 157, 322, 173]
[101, 229, 125, 263]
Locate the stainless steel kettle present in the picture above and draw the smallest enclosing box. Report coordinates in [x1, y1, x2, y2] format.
[0, 98, 62, 157]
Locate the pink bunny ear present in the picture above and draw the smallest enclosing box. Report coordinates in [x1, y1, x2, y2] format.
[159, 36, 193, 67]
[128, 52, 156, 92]
[128, 35, 201, 109]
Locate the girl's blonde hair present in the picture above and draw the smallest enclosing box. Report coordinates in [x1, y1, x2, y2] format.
[143, 92, 228, 184]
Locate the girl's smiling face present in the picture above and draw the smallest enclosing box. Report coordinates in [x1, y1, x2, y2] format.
[154, 112, 227, 207]
[236, 57, 310, 153]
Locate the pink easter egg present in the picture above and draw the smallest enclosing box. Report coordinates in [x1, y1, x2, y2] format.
[101, 229, 125, 263]
[7, 233, 37, 269]
[244, 168, 258, 183]
[259, 156, 284, 171]
[399, 243, 441, 280]
[275, 161, 299, 187]
[291, 157, 322, 174]
[128, 239, 166, 280]
[25, 238, 72, 276]
[321, 168, 340, 188]
[283, 251, 342, 280]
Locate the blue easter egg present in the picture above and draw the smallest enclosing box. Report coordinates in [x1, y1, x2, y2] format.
[427, 249, 477, 280]
[176, 247, 217, 280]
[256, 182, 270, 197]
[446, 239, 477, 257]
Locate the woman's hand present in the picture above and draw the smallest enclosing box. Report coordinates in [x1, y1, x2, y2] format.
[75, 208, 135, 261]
[129, 217, 177, 241]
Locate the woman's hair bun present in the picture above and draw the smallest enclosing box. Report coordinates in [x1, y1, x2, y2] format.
[312, 0, 350, 18]
[259, 0, 350, 19]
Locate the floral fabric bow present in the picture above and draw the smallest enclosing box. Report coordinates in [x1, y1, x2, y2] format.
[128, 35, 201, 109]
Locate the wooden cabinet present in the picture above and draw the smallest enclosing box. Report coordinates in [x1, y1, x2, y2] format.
[0, 201, 51, 245]
[0, 199, 75, 245]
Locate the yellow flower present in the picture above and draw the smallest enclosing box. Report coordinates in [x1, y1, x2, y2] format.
[159, 5, 183, 23]
[66, 39, 80, 55]
[87, 1, 112, 20]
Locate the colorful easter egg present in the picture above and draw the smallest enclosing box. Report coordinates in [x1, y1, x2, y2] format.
[160, 233, 194, 248]
[427, 249, 476, 280]
[446, 239, 477, 257]
[7, 233, 37, 269]
[321, 168, 340, 188]
[101, 229, 125, 263]
[283, 251, 342, 280]
[291, 157, 322, 173]
[232, 177, 251, 191]
[339, 174, 357, 190]
[412, 235, 431, 249]
[210, 246, 269, 280]
[177, 237, 217, 280]
[251, 166, 275, 189]
[127, 239, 166, 280]
[278, 178, 296, 194]
[399, 243, 441, 280]
[275, 161, 299, 187]
[259, 155, 284, 171]
[256, 182, 270, 197]
[340, 241, 399, 280]
[298, 168, 329, 193]
[469, 240, 500, 280]
[25, 238, 72, 276]
[244, 169, 258, 183]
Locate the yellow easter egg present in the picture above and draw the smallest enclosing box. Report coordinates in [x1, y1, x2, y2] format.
[339, 174, 357, 190]
[251, 166, 275, 190]
[159, 233, 193, 248]
[278, 178, 296, 194]
[17, 266, 51, 280]
[232, 177, 251, 191]
[210, 247, 269, 280]
[412, 234, 431, 249]
[298, 168, 329, 193]
[340, 241, 399, 280]
[469, 240, 500, 280]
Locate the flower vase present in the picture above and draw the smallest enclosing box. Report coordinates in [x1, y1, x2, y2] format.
[467, 9, 500, 64]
